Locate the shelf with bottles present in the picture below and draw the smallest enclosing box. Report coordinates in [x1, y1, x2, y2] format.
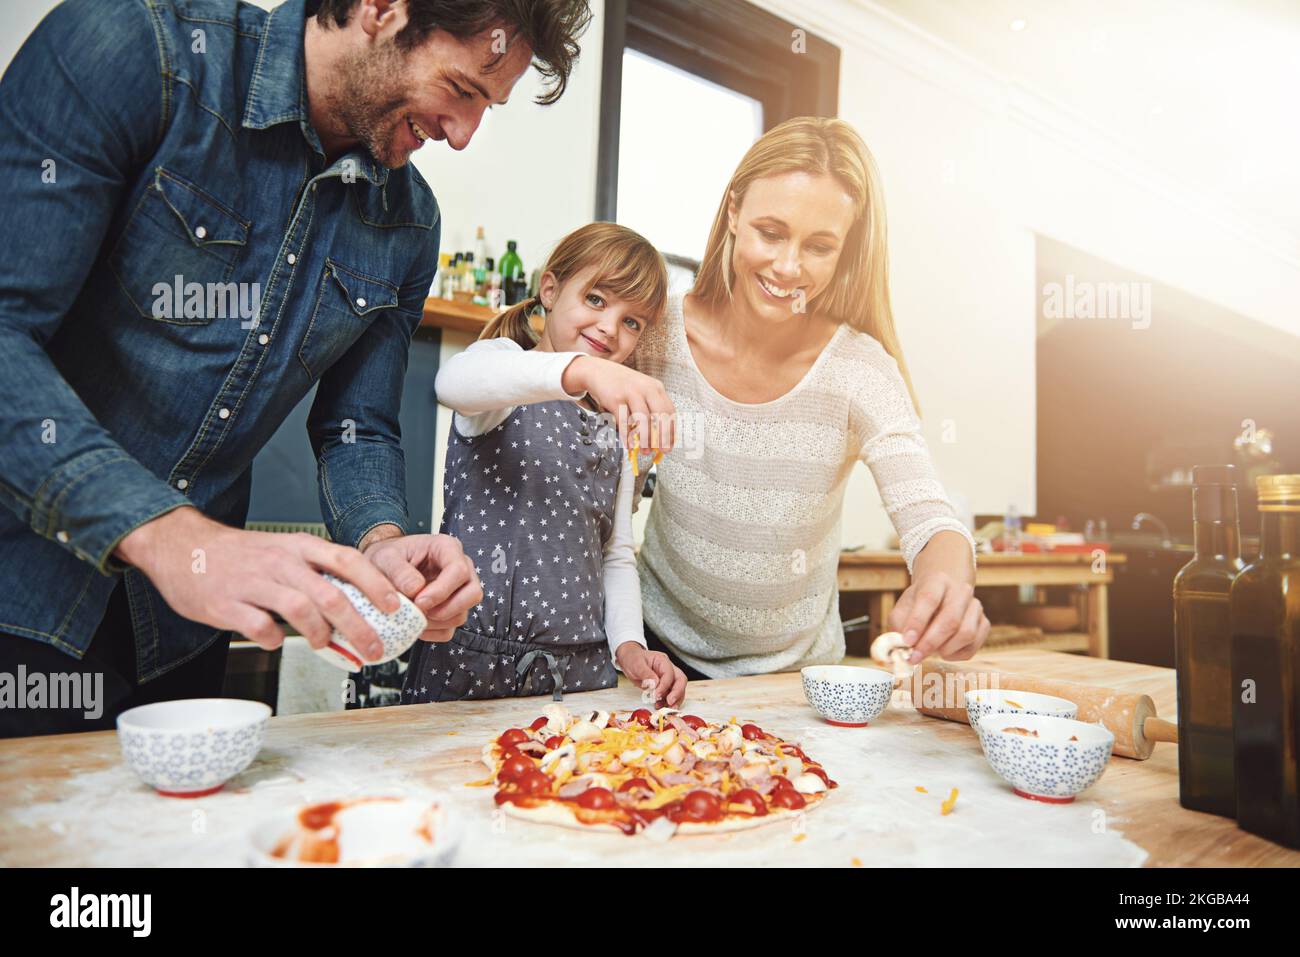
[430, 226, 534, 314]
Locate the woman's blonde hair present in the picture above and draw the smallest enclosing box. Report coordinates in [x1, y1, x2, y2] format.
[693, 116, 916, 408]
[480, 222, 668, 351]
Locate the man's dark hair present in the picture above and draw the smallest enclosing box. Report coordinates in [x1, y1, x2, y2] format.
[311, 0, 592, 105]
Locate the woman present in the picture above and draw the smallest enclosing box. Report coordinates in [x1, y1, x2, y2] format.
[629, 116, 988, 679]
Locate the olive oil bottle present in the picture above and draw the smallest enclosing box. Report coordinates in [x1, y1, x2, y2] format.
[1173, 465, 1244, 817]
[1230, 474, 1300, 848]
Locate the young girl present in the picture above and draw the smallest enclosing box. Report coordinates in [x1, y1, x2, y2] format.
[403, 223, 688, 708]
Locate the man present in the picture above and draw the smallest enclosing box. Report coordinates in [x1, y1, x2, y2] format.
[0, 0, 591, 736]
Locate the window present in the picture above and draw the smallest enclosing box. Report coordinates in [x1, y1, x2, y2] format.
[597, 0, 840, 275]
[617, 48, 762, 282]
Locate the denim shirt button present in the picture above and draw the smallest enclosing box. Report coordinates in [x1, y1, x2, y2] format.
[286, 253, 296, 265]
[355, 297, 366, 308]
[194, 225, 207, 239]
[176, 479, 189, 490]
[258, 334, 270, 345]
[55, 531, 69, 544]
[218, 408, 230, 420]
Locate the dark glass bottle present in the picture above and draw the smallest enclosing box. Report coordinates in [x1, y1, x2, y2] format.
[499, 240, 525, 306]
[1173, 465, 1244, 817]
[1230, 474, 1300, 847]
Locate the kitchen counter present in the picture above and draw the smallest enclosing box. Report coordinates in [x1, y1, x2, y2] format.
[0, 649, 1293, 867]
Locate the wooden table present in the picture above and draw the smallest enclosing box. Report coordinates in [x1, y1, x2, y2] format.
[839, 549, 1125, 658]
[0, 649, 1292, 867]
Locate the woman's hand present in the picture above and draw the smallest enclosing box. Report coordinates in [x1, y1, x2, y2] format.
[888, 531, 989, 663]
[562, 355, 676, 454]
[615, 642, 687, 708]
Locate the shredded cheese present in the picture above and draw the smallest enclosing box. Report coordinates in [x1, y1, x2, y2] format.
[941, 787, 959, 816]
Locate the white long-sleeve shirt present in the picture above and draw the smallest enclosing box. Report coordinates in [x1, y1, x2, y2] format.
[435, 337, 647, 662]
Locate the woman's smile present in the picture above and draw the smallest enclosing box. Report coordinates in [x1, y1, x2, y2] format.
[755, 274, 804, 303]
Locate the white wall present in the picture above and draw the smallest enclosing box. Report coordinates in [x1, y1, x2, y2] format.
[746, 0, 1300, 548]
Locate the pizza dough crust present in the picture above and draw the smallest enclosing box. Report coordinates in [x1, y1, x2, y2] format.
[498, 790, 830, 836]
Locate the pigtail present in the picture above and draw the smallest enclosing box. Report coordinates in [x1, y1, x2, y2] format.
[479, 296, 541, 349]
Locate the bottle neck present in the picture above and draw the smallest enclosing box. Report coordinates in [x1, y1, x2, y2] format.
[1258, 506, 1300, 560]
[1192, 485, 1241, 560]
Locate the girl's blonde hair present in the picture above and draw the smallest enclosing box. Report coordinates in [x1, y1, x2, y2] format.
[693, 116, 916, 408]
[480, 222, 668, 351]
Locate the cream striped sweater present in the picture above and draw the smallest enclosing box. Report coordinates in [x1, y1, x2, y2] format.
[630, 293, 975, 678]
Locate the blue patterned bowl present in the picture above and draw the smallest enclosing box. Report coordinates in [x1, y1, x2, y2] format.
[117, 698, 270, 797]
[977, 713, 1114, 803]
[312, 573, 427, 672]
[965, 689, 1077, 746]
[801, 665, 895, 726]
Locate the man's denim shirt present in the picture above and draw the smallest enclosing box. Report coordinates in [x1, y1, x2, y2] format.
[0, 0, 440, 678]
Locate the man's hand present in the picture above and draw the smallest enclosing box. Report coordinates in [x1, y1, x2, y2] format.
[116, 507, 402, 660]
[615, 642, 687, 708]
[888, 531, 989, 664]
[360, 532, 481, 642]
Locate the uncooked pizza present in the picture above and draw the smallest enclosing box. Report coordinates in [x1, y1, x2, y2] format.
[479, 704, 836, 837]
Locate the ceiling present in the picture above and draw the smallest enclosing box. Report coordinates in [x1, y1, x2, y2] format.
[865, 0, 1300, 242]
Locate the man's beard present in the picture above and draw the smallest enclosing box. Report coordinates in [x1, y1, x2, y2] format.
[330, 39, 413, 169]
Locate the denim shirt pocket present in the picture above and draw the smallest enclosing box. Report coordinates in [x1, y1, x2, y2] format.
[109, 167, 250, 325]
[298, 259, 400, 380]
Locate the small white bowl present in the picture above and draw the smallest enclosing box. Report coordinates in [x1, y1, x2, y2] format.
[965, 688, 1077, 744]
[312, 573, 426, 672]
[977, 712, 1114, 803]
[117, 698, 270, 797]
[801, 665, 895, 727]
[247, 793, 461, 868]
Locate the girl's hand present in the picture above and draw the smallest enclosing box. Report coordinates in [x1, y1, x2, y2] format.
[615, 642, 687, 708]
[888, 532, 989, 664]
[563, 355, 676, 454]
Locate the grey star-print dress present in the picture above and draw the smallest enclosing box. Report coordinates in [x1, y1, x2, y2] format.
[403, 399, 623, 702]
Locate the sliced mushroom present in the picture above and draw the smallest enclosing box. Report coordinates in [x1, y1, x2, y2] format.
[870, 630, 914, 681]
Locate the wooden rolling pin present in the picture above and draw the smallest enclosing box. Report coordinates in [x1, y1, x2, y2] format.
[903, 659, 1179, 760]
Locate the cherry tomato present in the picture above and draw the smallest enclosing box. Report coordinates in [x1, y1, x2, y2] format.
[770, 775, 794, 792]
[672, 790, 722, 822]
[618, 777, 653, 794]
[771, 787, 807, 810]
[498, 728, 530, 748]
[576, 787, 616, 810]
[729, 788, 768, 816]
[630, 709, 653, 727]
[498, 754, 534, 783]
[680, 714, 707, 731]
[529, 717, 549, 732]
[544, 735, 565, 750]
[517, 770, 553, 795]
[741, 723, 765, 741]
[781, 744, 808, 760]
